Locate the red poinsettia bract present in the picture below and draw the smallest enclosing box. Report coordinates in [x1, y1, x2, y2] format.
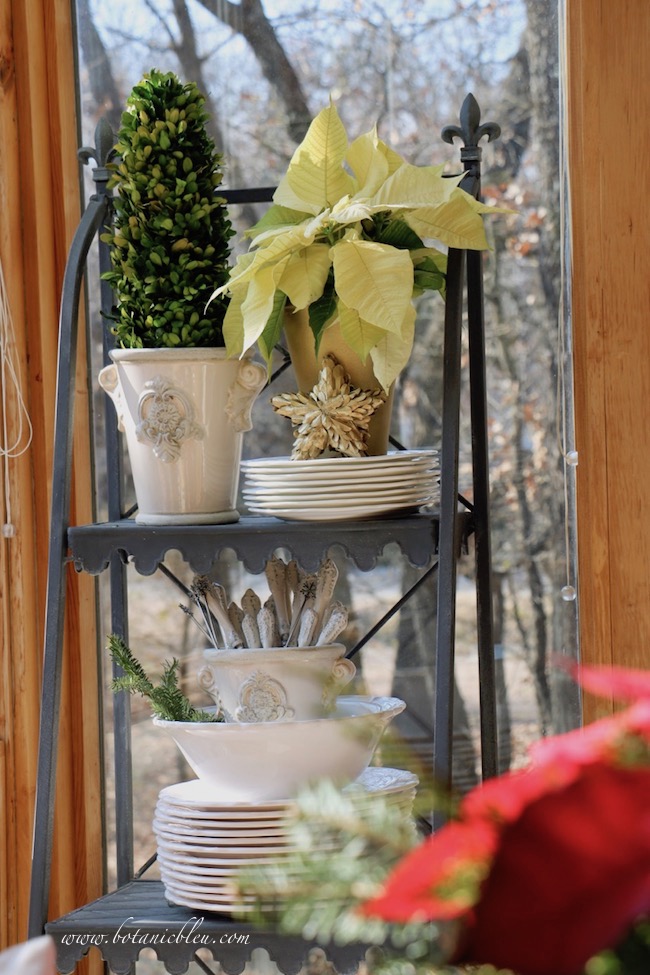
[360, 665, 650, 975]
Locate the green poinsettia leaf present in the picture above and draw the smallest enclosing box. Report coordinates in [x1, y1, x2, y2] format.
[412, 249, 447, 295]
[369, 304, 417, 392]
[258, 290, 288, 367]
[246, 204, 312, 239]
[308, 276, 338, 351]
[375, 217, 425, 250]
[406, 189, 490, 250]
[331, 239, 414, 334]
[274, 103, 355, 214]
[278, 244, 332, 310]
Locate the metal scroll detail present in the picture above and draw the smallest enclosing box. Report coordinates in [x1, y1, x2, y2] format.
[236, 671, 295, 723]
[135, 375, 204, 462]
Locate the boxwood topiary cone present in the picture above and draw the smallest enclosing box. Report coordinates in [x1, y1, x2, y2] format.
[101, 69, 234, 348]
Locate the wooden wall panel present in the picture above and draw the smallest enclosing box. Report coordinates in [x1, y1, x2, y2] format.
[0, 0, 102, 964]
[567, 0, 650, 719]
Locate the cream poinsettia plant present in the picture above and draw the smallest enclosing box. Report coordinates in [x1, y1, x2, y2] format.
[212, 103, 498, 391]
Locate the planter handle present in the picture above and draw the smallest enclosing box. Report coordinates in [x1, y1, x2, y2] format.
[226, 359, 267, 433]
[97, 363, 125, 432]
[323, 657, 357, 712]
[197, 665, 224, 717]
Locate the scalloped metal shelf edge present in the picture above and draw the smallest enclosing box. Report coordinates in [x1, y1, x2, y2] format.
[66, 512, 469, 575]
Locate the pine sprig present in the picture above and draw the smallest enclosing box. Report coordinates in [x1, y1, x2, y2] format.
[108, 633, 153, 688]
[108, 634, 219, 722]
[235, 780, 484, 975]
[235, 781, 426, 943]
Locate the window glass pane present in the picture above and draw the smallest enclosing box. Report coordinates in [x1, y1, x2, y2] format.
[73, 0, 578, 893]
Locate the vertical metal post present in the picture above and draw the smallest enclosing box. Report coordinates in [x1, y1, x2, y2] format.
[441, 94, 501, 784]
[94, 122, 135, 885]
[432, 245, 466, 814]
[467, 245, 498, 780]
[430, 95, 504, 817]
[27, 121, 114, 936]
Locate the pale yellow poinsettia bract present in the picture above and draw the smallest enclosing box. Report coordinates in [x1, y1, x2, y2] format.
[211, 102, 504, 391]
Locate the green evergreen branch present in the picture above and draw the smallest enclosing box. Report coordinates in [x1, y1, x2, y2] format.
[108, 634, 219, 722]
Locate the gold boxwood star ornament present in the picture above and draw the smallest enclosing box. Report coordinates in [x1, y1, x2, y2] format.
[271, 355, 387, 460]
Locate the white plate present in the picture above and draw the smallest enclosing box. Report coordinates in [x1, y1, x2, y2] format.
[155, 837, 298, 857]
[241, 450, 438, 472]
[242, 479, 437, 497]
[162, 887, 264, 914]
[163, 881, 254, 913]
[157, 767, 418, 817]
[161, 871, 239, 890]
[244, 503, 424, 521]
[156, 797, 411, 834]
[242, 469, 438, 487]
[242, 481, 437, 498]
[156, 802, 292, 823]
[244, 452, 439, 466]
[157, 850, 292, 871]
[162, 895, 257, 915]
[156, 852, 298, 870]
[153, 822, 290, 845]
[351, 766, 419, 794]
[153, 818, 288, 838]
[157, 854, 304, 877]
[153, 820, 287, 849]
[159, 781, 294, 811]
[243, 491, 436, 509]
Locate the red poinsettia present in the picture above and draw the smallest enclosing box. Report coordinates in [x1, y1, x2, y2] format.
[360, 665, 650, 975]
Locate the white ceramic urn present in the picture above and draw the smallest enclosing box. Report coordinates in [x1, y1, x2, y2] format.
[98, 347, 266, 524]
[198, 643, 357, 722]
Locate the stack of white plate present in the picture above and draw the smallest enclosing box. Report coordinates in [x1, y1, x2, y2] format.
[155, 767, 418, 914]
[240, 450, 440, 521]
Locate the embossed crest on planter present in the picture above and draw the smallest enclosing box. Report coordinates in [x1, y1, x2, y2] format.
[236, 670, 295, 723]
[135, 374, 204, 462]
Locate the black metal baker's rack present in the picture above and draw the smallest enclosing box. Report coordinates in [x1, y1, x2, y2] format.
[28, 94, 501, 974]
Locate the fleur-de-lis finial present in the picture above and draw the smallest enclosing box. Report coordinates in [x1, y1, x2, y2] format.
[78, 117, 117, 186]
[441, 93, 501, 166]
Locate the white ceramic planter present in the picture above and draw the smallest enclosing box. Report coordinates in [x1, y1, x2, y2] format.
[153, 695, 406, 800]
[98, 348, 266, 524]
[198, 643, 357, 722]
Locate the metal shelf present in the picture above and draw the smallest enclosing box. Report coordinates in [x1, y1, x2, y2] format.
[67, 511, 458, 575]
[46, 880, 369, 975]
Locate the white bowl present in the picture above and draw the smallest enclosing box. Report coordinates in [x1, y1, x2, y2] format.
[153, 695, 405, 801]
[198, 644, 356, 722]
